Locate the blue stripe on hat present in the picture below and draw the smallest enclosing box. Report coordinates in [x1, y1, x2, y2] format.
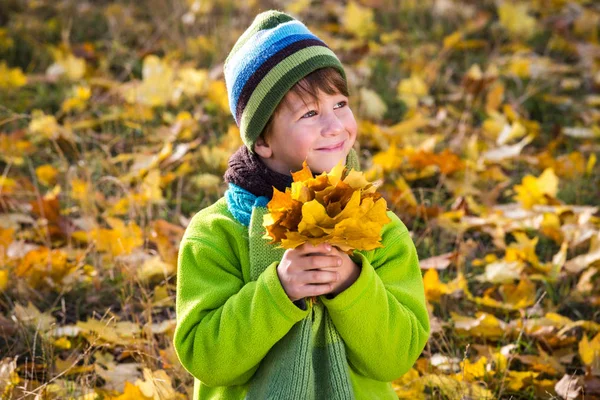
[229, 33, 323, 123]
[224, 20, 313, 114]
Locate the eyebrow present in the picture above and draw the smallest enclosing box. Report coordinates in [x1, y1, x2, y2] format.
[288, 99, 317, 115]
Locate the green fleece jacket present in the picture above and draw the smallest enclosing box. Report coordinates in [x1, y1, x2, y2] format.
[174, 197, 429, 399]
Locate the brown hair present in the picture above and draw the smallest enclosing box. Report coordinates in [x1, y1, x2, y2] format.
[260, 67, 349, 143]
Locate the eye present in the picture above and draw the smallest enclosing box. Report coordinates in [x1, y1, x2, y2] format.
[301, 110, 317, 119]
[334, 101, 347, 109]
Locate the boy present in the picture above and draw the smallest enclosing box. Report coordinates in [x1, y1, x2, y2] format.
[174, 10, 430, 400]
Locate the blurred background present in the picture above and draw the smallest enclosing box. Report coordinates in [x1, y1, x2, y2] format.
[0, 0, 599, 398]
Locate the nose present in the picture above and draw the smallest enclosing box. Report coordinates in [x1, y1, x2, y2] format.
[321, 113, 344, 137]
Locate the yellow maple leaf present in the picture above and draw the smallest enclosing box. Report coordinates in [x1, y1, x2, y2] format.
[0, 177, 16, 195]
[497, 2, 537, 39]
[372, 145, 404, 172]
[455, 356, 487, 382]
[343, 1, 377, 39]
[579, 332, 600, 367]
[15, 247, 73, 289]
[443, 31, 463, 50]
[506, 370, 540, 391]
[175, 67, 209, 98]
[423, 269, 450, 302]
[75, 219, 143, 257]
[28, 110, 61, 140]
[505, 232, 541, 268]
[359, 88, 387, 121]
[108, 381, 153, 400]
[392, 368, 425, 399]
[500, 277, 537, 309]
[0, 270, 8, 293]
[46, 50, 86, 80]
[207, 80, 230, 114]
[514, 168, 559, 209]
[421, 373, 493, 399]
[264, 161, 391, 253]
[507, 58, 530, 78]
[141, 169, 164, 204]
[123, 55, 175, 107]
[61, 85, 91, 113]
[452, 311, 507, 339]
[36, 164, 59, 187]
[0, 61, 27, 88]
[397, 75, 428, 109]
[423, 269, 466, 303]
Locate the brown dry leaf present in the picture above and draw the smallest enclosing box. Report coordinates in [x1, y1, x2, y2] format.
[151, 220, 184, 266]
[137, 256, 175, 283]
[407, 149, 464, 176]
[13, 302, 56, 331]
[77, 319, 140, 346]
[0, 357, 20, 396]
[564, 247, 600, 275]
[94, 352, 142, 393]
[555, 374, 582, 400]
[419, 252, 455, 270]
[135, 368, 183, 400]
[486, 82, 505, 113]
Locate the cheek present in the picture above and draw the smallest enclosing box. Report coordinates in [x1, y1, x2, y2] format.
[344, 113, 358, 139]
[288, 129, 314, 152]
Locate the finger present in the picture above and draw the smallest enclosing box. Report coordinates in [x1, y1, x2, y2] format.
[301, 283, 335, 297]
[297, 242, 332, 254]
[306, 255, 342, 269]
[300, 269, 338, 285]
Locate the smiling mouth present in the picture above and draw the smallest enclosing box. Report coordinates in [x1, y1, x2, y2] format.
[316, 141, 345, 151]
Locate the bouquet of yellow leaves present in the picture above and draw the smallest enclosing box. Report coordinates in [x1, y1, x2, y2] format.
[263, 161, 391, 254]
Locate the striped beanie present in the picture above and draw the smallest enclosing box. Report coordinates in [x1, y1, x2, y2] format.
[224, 10, 347, 151]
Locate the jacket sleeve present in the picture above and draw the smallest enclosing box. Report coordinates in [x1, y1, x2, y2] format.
[320, 212, 430, 381]
[173, 226, 309, 387]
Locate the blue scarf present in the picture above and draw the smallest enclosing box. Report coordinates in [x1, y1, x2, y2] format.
[225, 183, 268, 227]
[223, 145, 360, 227]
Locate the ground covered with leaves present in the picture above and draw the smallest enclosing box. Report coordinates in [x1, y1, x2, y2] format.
[1, 0, 599, 399]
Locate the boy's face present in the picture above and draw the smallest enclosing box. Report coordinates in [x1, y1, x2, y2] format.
[255, 89, 357, 175]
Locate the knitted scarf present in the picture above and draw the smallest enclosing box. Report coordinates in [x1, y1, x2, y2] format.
[223, 146, 360, 399]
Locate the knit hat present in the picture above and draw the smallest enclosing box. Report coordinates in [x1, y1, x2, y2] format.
[224, 10, 347, 151]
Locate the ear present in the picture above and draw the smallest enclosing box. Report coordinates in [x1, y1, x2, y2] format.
[253, 136, 273, 158]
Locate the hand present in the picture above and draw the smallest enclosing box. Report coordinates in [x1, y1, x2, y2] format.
[325, 246, 361, 297]
[277, 242, 342, 302]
